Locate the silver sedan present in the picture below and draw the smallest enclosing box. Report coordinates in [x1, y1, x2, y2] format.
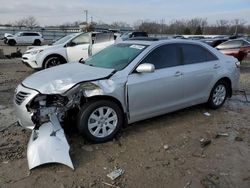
[14, 39, 239, 169]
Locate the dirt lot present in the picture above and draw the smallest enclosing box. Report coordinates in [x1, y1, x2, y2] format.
[0, 57, 250, 188]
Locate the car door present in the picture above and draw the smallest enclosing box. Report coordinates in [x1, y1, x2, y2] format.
[66, 33, 90, 62]
[22, 33, 31, 44]
[16, 32, 24, 43]
[91, 33, 114, 56]
[179, 43, 221, 105]
[127, 44, 185, 122]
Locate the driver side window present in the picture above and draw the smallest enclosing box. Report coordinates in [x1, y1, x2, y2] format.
[140, 44, 181, 69]
[71, 33, 90, 45]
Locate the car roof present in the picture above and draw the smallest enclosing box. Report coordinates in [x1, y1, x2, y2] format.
[120, 39, 208, 47]
[20, 31, 40, 33]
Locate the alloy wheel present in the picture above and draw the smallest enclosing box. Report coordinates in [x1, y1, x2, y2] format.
[212, 84, 226, 106]
[87, 106, 118, 138]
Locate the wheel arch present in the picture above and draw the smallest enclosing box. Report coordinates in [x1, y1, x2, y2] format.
[8, 39, 16, 45]
[81, 95, 128, 125]
[42, 54, 67, 68]
[214, 77, 232, 97]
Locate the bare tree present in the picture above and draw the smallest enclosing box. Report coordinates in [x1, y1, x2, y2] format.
[216, 19, 229, 34]
[13, 16, 39, 29]
[111, 21, 129, 28]
[13, 18, 26, 29]
[231, 19, 247, 34]
[24, 16, 39, 29]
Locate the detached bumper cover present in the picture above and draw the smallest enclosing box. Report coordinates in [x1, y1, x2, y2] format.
[27, 114, 74, 170]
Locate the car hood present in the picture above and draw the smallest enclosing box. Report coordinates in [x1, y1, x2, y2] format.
[22, 63, 114, 94]
[4, 33, 14, 38]
[26, 44, 62, 53]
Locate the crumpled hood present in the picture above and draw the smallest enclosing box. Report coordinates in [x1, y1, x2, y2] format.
[22, 63, 114, 94]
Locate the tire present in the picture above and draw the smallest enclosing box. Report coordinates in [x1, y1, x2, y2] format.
[8, 40, 16, 46]
[33, 39, 41, 46]
[77, 100, 123, 143]
[208, 80, 228, 109]
[43, 56, 66, 69]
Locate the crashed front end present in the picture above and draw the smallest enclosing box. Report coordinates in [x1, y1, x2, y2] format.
[14, 82, 104, 170]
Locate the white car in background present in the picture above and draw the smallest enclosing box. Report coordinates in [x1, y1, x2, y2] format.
[4, 32, 44, 46]
[22, 32, 115, 69]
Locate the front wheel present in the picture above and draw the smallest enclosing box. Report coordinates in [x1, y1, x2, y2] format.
[77, 100, 123, 143]
[43, 56, 65, 69]
[8, 40, 16, 46]
[208, 80, 228, 109]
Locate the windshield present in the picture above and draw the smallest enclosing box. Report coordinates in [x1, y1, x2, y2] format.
[15, 32, 21, 36]
[85, 43, 147, 71]
[53, 33, 78, 45]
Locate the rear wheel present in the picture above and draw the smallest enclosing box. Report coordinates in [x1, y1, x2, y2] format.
[208, 80, 228, 109]
[8, 40, 16, 46]
[77, 100, 123, 143]
[43, 56, 66, 69]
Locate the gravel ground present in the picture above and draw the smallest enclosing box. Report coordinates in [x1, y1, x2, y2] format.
[0, 58, 250, 188]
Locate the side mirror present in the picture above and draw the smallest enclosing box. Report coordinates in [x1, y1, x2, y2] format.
[136, 63, 155, 73]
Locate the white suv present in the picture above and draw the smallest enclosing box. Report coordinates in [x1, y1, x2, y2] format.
[22, 32, 114, 69]
[5, 32, 44, 46]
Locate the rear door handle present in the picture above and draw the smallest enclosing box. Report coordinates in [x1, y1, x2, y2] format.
[214, 64, 221, 69]
[175, 71, 183, 77]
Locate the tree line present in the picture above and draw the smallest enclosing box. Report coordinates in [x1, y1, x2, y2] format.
[1, 16, 250, 35]
[133, 18, 249, 35]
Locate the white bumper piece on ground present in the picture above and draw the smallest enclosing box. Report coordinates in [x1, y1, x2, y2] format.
[27, 114, 74, 170]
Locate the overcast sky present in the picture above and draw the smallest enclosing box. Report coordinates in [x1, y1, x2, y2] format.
[0, 0, 249, 26]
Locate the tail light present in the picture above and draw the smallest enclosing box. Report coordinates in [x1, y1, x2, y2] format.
[235, 61, 240, 68]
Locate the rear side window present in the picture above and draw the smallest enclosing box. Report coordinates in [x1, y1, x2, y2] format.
[131, 32, 148, 38]
[180, 44, 217, 65]
[94, 33, 113, 43]
[243, 40, 250, 46]
[141, 44, 181, 69]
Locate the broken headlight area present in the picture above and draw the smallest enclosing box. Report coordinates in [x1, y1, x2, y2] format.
[29, 94, 69, 108]
[27, 94, 69, 129]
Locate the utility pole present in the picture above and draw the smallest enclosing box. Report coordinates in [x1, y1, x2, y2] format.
[91, 16, 93, 23]
[84, 10, 88, 24]
[161, 19, 165, 35]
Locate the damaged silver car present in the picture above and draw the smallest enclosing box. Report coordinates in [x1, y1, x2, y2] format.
[14, 40, 240, 169]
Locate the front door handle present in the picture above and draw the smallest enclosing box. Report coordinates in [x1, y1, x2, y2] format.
[214, 64, 221, 69]
[175, 71, 183, 77]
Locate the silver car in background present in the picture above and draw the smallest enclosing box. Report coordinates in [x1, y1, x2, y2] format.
[14, 39, 240, 169]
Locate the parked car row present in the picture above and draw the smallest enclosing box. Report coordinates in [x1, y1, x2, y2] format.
[22, 32, 115, 69]
[185, 35, 250, 62]
[215, 38, 250, 62]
